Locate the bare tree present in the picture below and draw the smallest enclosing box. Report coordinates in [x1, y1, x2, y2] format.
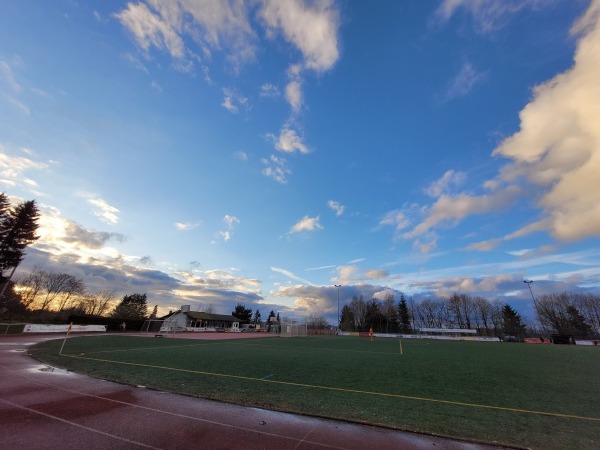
[38, 272, 76, 311]
[74, 290, 117, 316]
[15, 267, 45, 310]
[474, 297, 492, 335]
[349, 295, 367, 329]
[381, 292, 397, 332]
[55, 275, 86, 312]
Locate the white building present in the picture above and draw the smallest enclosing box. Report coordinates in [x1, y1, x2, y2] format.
[166, 305, 240, 332]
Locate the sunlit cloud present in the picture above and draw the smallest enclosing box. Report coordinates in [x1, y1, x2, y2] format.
[268, 127, 310, 154]
[289, 215, 322, 234]
[85, 196, 120, 225]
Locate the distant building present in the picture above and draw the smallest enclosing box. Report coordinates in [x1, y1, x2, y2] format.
[166, 305, 240, 332]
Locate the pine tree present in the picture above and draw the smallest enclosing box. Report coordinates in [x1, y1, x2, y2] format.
[0, 196, 40, 275]
[501, 304, 526, 338]
[398, 294, 412, 333]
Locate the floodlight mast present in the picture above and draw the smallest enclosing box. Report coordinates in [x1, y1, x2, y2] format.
[335, 284, 341, 333]
[523, 279, 541, 325]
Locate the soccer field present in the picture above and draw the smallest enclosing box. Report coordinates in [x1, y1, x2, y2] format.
[29, 335, 600, 449]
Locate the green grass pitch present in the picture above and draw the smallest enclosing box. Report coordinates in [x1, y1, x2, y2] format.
[29, 335, 600, 449]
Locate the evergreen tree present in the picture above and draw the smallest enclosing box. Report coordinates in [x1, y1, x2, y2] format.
[232, 303, 253, 324]
[149, 305, 158, 319]
[340, 304, 354, 331]
[501, 304, 526, 338]
[0, 196, 40, 275]
[397, 294, 412, 333]
[111, 293, 148, 320]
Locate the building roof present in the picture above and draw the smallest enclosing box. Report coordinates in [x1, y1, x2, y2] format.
[185, 311, 239, 323]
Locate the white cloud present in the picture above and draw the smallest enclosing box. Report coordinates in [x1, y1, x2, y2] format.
[379, 210, 410, 235]
[425, 170, 466, 197]
[364, 269, 388, 280]
[86, 197, 120, 225]
[271, 266, 314, 285]
[221, 87, 249, 113]
[269, 127, 309, 154]
[327, 200, 345, 217]
[290, 215, 322, 234]
[260, 83, 280, 98]
[261, 154, 291, 184]
[259, 0, 340, 72]
[116, 2, 185, 59]
[434, 0, 545, 34]
[444, 62, 486, 101]
[405, 186, 521, 239]
[175, 221, 201, 231]
[223, 214, 240, 228]
[0, 60, 21, 92]
[490, 0, 600, 242]
[285, 80, 303, 113]
[116, 0, 256, 71]
[0, 148, 50, 193]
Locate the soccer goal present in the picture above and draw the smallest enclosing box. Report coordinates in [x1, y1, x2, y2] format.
[140, 319, 177, 336]
[281, 322, 307, 338]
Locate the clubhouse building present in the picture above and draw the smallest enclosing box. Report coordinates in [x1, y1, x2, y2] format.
[166, 305, 240, 332]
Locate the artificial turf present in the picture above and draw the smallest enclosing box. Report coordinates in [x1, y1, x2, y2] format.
[29, 335, 600, 449]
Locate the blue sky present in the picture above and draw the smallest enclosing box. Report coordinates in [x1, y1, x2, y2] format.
[1, 0, 600, 322]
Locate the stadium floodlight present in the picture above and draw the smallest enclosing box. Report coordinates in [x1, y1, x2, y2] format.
[335, 284, 341, 332]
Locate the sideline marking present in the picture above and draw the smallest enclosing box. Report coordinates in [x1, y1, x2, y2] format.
[61, 353, 600, 423]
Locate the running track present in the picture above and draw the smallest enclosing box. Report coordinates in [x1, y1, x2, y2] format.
[0, 333, 514, 450]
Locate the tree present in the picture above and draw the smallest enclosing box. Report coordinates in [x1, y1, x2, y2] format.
[349, 295, 367, 330]
[501, 304, 526, 338]
[565, 305, 593, 338]
[0, 196, 40, 275]
[74, 291, 115, 316]
[149, 305, 158, 319]
[253, 309, 262, 326]
[397, 294, 412, 333]
[340, 304, 354, 331]
[232, 303, 252, 324]
[15, 267, 45, 310]
[111, 293, 148, 320]
[0, 195, 40, 300]
[307, 311, 328, 330]
[382, 292, 397, 333]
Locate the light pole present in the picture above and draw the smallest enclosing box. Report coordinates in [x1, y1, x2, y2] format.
[523, 279, 541, 329]
[335, 284, 341, 333]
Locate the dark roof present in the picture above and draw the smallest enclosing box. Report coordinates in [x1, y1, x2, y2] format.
[185, 311, 239, 322]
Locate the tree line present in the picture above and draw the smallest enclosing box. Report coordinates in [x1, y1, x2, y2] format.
[339, 292, 599, 339]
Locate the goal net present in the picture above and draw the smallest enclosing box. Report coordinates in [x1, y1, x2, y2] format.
[140, 319, 177, 336]
[281, 322, 307, 338]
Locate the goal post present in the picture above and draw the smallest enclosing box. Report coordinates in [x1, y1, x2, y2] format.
[281, 322, 307, 338]
[140, 319, 176, 336]
[1, 323, 26, 335]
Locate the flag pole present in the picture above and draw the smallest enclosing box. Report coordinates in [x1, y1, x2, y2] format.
[59, 322, 72, 355]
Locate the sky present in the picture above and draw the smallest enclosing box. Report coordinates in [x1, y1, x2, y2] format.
[1, 0, 600, 323]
